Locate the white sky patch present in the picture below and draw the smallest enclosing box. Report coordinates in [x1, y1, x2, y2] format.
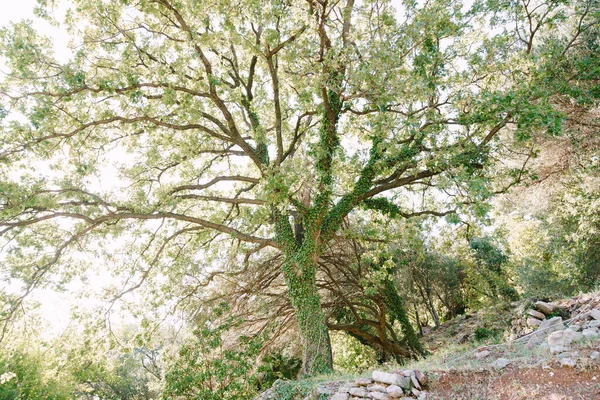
[0, 0, 72, 69]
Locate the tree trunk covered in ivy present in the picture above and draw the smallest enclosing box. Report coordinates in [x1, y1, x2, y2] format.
[282, 256, 333, 375]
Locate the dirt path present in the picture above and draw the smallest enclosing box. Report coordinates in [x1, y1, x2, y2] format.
[427, 366, 600, 399]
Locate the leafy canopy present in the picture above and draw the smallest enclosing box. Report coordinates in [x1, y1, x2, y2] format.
[0, 0, 597, 373]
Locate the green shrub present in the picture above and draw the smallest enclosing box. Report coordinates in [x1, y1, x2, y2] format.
[0, 348, 71, 400]
[163, 304, 264, 400]
[269, 379, 324, 400]
[473, 327, 501, 342]
[255, 352, 302, 391]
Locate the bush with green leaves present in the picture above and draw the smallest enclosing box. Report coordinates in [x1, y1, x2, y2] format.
[255, 351, 302, 391]
[163, 304, 265, 400]
[0, 348, 71, 400]
[71, 347, 161, 400]
[330, 331, 378, 373]
[473, 327, 502, 343]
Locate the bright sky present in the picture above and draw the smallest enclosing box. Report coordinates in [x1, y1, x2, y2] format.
[1, 1, 98, 337]
[0, 0, 71, 67]
[0, 1, 38, 26]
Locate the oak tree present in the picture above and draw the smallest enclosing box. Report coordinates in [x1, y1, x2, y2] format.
[0, 0, 597, 374]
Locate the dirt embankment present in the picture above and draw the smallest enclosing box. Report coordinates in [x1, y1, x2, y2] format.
[428, 366, 600, 399]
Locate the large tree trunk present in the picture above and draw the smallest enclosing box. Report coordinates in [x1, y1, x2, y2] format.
[282, 257, 333, 375]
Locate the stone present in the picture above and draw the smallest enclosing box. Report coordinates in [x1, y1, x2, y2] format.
[528, 309, 546, 319]
[411, 374, 421, 390]
[590, 309, 600, 321]
[590, 351, 600, 360]
[527, 317, 542, 327]
[331, 394, 350, 400]
[559, 357, 576, 367]
[557, 351, 579, 359]
[368, 392, 391, 400]
[414, 370, 427, 386]
[548, 328, 583, 347]
[385, 385, 404, 397]
[492, 358, 511, 369]
[550, 345, 571, 354]
[535, 301, 556, 315]
[338, 386, 351, 393]
[317, 385, 336, 396]
[372, 371, 410, 389]
[367, 384, 387, 393]
[538, 316, 563, 332]
[582, 328, 600, 338]
[412, 388, 422, 396]
[349, 387, 369, 397]
[587, 320, 600, 328]
[356, 378, 374, 386]
[418, 393, 427, 400]
[570, 324, 582, 332]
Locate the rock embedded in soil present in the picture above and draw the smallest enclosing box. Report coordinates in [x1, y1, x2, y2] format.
[589, 309, 600, 321]
[372, 371, 410, 388]
[538, 316, 563, 332]
[582, 327, 599, 338]
[557, 351, 579, 359]
[548, 328, 582, 347]
[559, 357, 576, 367]
[386, 384, 404, 397]
[528, 309, 546, 320]
[492, 358, 511, 369]
[356, 378, 374, 386]
[587, 319, 600, 328]
[527, 317, 542, 327]
[535, 301, 556, 315]
[475, 350, 492, 359]
[349, 387, 369, 397]
[550, 345, 571, 354]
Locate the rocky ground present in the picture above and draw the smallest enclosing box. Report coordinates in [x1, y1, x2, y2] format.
[428, 366, 600, 399]
[258, 292, 600, 399]
[422, 293, 600, 399]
